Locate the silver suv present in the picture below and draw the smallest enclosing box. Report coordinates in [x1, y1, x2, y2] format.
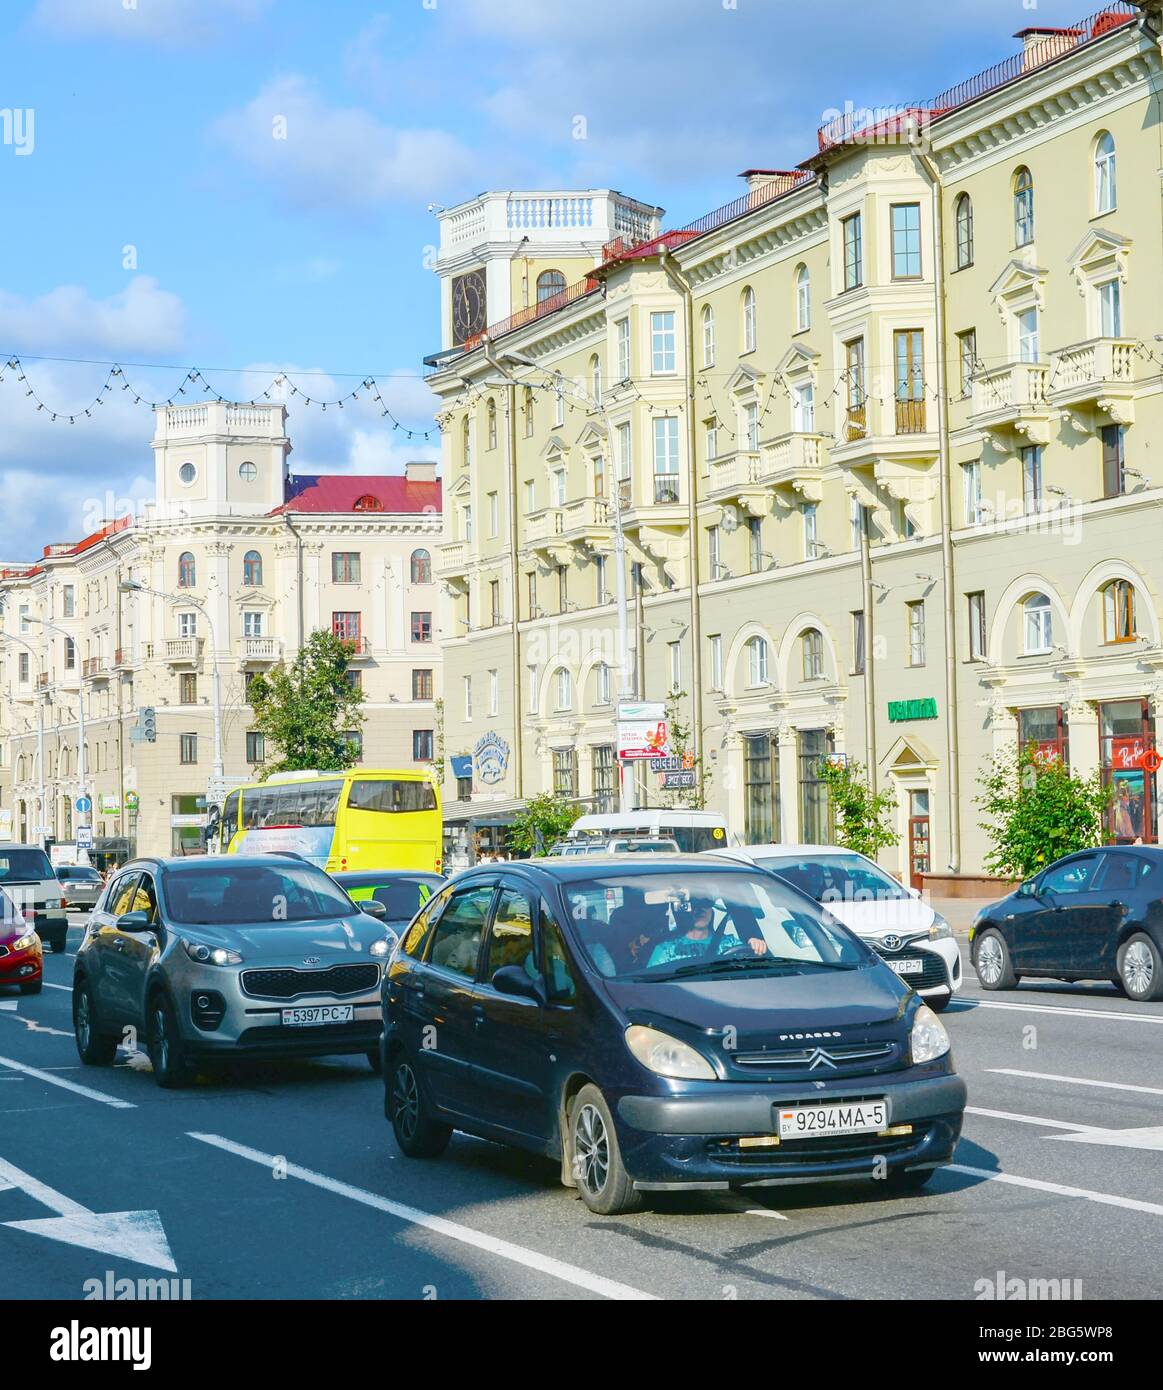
[73, 855, 397, 1088]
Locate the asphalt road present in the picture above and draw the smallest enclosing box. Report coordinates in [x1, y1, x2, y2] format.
[3, 914, 1162, 1301]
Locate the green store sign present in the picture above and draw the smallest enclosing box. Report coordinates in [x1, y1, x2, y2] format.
[888, 698, 938, 723]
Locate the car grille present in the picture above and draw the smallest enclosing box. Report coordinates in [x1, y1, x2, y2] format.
[708, 1125, 930, 1167]
[733, 1041, 896, 1069]
[240, 964, 380, 1000]
[872, 944, 949, 990]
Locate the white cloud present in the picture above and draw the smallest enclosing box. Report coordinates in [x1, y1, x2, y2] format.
[212, 75, 478, 212]
[32, 0, 271, 46]
[0, 277, 185, 356]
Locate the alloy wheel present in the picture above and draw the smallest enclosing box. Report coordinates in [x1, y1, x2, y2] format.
[392, 1063, 420, 1141]
[1124, 941, 1154, 997]
[76, 991, 91, 1051]
[152, 1005, 169, 1074]
[574, 1103, 610, 1197]
[977, 935, 1004, 986]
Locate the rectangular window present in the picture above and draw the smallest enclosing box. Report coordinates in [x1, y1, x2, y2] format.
[462, 504, 474, 542]
[1019, 706, 1069, 765]
[850, 495, 865, 551]
[489, 669, 498, 718]
[552, 748, 578, 798]
[650, 310, 676, 374]
[1017, 307, 1040, 363]
[246, 730, 265, 764]
[488, 491, 499, 537]
[793, 383, 815, 434]
[527, 572, 537, 617]
[412, 729, 434, 762]
[594, 454, 605, 498]
[908, 600, 926, 667]
[668, 640, 681, 694]
[803, 503, 818, 560]
[555, 668, 572, 711]
[524, 479, 536, 513]
[616, 421, 632, 483]
[616, 318, 631, 381]
[553, 376, 565, 428]
[842, 212, 863, 290]
[332, 552, 361, 584]
[652, 417, 679, 503]
[747, 515, 763, 573]
[489, 579, 501, 626]
[744, 734, 778, 844]
[1021, 445, 1043, 514]
[1102, 424, 1126, 498]
[744, 401, 759, 452]
[595, 554, 608, 604]
[963, 460, 983, 525]
[596, 662, 611, 705]
[18, 652, 29, 684]
[591, 745, 616, 813]
[968, 591, 986, 661]
[410, 611, 432, 643]
[527, 664, 539, 713]
[463, 675, 473, 721]
[845, 338, 867, 438]
[178, 611, 198, 639]
[557, 564, 568, 612]
[62, 585, 75, 618]
[412, 668, 433, 701]
[332, 611, 361, 642]
[64, 635, 76, 670]
[852, 610, 866, 675]
[1099, 279, 1123, 339]
[891, 203, 922, 279]
[179, 733, 198, 765]
[346, 669, 362, 692]
[179, 672, 197, 705]
[894, 329, 926, 433]
[798, 729, 834, 843]
[242, 610, 264, 638]
[708, 524, 721, 578]
[708, 633, 723, 689]
[958, 329, 977, 398]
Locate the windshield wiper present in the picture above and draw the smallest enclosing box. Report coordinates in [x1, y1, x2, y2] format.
[657, 956, 859, 980]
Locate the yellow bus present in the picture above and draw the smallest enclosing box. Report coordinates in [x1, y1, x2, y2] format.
[218, 769, 442, 874]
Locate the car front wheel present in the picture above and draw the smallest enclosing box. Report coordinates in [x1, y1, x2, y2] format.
[147, 992, 195, 1089]
[569, 1084, 642, 1216]
[74, 982, 118, 1065]
[387, 1054, 451, 1158]
[1118, 933, 1163, 1002]
[974, 929, 1017, 990]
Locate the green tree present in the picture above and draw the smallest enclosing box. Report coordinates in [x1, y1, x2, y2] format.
[247, 629, 366, 777]
[976, 741, 1111, 880]
[660, 692, 712, 810]
[818, 757, 899, 859]
[507, 793, 582, 856]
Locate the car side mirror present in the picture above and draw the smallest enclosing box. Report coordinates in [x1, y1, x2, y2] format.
[492, 964, 544, 1003]
[359, 899, 388, 920]
[117, 910, 153, 933]
[1017, 880, 1039, 899]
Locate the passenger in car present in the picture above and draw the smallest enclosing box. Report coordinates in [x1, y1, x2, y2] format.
[647, 898, 768, 969]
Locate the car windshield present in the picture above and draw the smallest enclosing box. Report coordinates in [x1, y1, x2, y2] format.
[0, 848, 54, 882]
[165, 863, 361, 925]
[760, 853, 910, 907]
[562, 871, 868, 981]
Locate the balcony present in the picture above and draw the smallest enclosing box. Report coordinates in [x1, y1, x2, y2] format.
[1048, 338, 1137, 427]
[559, 496, 611, 551]
[237, 636, 281, 666]
[707, 452, 768, 516]
[435, 539, 470, 582]
[338, 635, 372, 661]
[35, 672, 49, 690]
[523, 507, 573, 566]
[756, 432, 826, 502]
[82, 656, 109, 681]
[971, 361, 1052, 446]
[164, 638, 202, 666]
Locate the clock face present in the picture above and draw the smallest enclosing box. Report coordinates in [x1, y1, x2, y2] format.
[452, 269, 487, 345]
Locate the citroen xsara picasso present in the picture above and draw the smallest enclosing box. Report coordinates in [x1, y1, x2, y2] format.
[381, 857, 967, 1215]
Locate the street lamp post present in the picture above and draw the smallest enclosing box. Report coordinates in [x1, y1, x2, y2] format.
[118, 579, 225, 787]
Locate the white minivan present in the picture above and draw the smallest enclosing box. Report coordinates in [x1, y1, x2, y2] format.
[711, 843, 961, 1011]
[563, 811, 733, 854]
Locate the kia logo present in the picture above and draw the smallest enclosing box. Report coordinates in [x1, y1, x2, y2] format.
[302, 957, 322, 967]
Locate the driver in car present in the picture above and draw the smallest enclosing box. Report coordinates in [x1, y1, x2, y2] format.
[646, 897, 768, 969]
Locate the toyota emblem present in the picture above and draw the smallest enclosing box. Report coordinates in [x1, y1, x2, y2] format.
[882, 935, 903, 952]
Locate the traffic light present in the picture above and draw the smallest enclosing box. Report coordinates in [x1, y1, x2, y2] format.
[141, 706, 157, 743]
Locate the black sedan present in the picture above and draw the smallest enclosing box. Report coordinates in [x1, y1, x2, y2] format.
[970, 846, 1163, 1002]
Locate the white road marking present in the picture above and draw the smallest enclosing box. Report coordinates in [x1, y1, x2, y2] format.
[1051, 1126, 1163, 1152]
[42, 983, 71, 992]
[951, 998, 1163, 1024]
[965, 1106, 1102, 1133]
[989, 1068, 1163, 1097]
[0, 1155, 176, 1271]
[0, 1055, 134, 1109]
[1, 1015, 73, 1038]
[0, 1001, 16, 1012]
[189, 1131, 657, 1301]
[948, 1163, 1163, 1218]
[741, 1207, 789, 1220]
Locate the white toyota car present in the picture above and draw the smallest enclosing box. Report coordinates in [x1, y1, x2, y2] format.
[710, 844, 961, 1011]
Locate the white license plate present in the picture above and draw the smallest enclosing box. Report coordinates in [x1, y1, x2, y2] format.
[886, 958, 924, 976]
[777, 1099, 888, 1141]
[281, 1005, 354, 1027]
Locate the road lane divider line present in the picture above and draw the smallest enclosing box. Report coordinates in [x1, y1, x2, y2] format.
[947, 1163, 1163, 1218]
[965, 1105, 1104, 1133]
[0, 1055, 135, 1109]
[950, 998, 1163, 1024]
[188, 1131, 657, 1301]
[41, 983, 72, 993]
[988, 1068, 1163, 1096]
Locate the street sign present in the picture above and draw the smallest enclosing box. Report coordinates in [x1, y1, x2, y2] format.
[76, 827, 93, 849]
[662, 771, 697, 790]
[650, 754, 696, 773]
[75, 796, 92, 815]
[125, 791, 140, 812]
[618, 701, 667, 723]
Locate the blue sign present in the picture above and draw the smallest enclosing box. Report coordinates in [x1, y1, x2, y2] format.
[473, 732, 510, 786]
[76, 826, 93, 849]
[75, 796, 92, 815]
[450, 754, 473, 780]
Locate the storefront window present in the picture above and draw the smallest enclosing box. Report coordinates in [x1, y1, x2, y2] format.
[1018, 706, 1069, 765]
[744, 735, 778, 843]
[798, 729, 834, 844]
[1100, 699, 1156, 844]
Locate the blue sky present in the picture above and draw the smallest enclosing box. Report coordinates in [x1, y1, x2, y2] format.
[0, 0, 1100, 555]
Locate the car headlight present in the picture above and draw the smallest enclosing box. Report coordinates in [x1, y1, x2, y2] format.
[625, 1024, 717, 1080]
[369, 937, 393, 958]
[910, 1004, 951, 1065]
[182, 939, 243, 967]
[928, 914, 953, 941]
[12, 932, 37, 952]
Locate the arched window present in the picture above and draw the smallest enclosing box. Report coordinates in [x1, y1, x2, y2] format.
[242, 550, 263, 586]
[487, 398, 497, 451]
[701, 306, 716, 367]
[955, 194, 974, 269]
[554, 667, 572, 710]
[1023, 593, 1053, 654]
[802, 628, 824, 680]
[354, 494, 383, 511]
[410, 549, 432, 585]
[1095, 131, 1117, 214]
[742, 285, 757, 354]
[1103, 580, 1135, 643]
[177, 552, 196, 588]
[795, 265, 811, 332]
[590, 354, 602, 406]
[1014, 167, 1034, 247]
[747, 635, 769, 686]
[537, 269, 566, 303]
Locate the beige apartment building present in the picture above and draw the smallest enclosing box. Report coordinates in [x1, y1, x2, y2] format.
[0, 402, 442, 858]
[427, 3, 1163, 884]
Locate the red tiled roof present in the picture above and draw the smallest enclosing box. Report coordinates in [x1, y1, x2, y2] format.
[271, 474, 442, 515]
[70, 515, 132, 556]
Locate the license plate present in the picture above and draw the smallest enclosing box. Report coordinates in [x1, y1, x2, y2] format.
[281, 1005, 354, 1027]
[777, 1099, 888, 1140]
[886, 958, 924, 976]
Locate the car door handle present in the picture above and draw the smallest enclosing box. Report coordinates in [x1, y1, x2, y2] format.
[472, 1003, 486, 1028]
[112, 938, 125, 951]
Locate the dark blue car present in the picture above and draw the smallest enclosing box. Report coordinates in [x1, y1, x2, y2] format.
[381, 856, 967, 1215]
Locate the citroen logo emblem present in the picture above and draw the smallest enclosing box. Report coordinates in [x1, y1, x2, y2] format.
[883, 935, 903, 952]
[806, 1047, 838, 1071]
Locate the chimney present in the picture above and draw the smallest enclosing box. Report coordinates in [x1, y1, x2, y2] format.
[738, 169, 801, 194]
[1015, 26, 1084, 71]
[405, 460, 437, 483]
